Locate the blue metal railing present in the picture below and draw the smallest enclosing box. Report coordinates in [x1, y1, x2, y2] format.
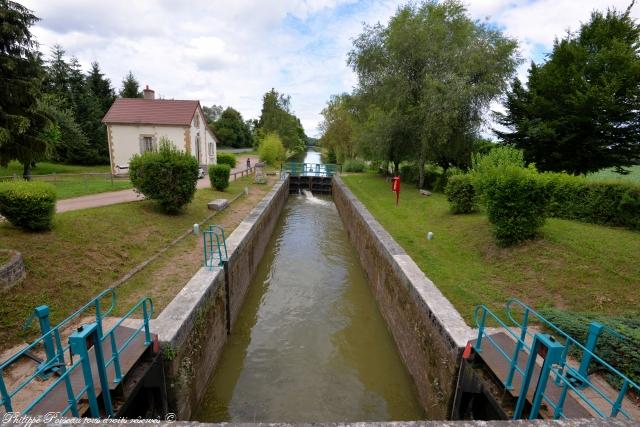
[280, 162, 339, 177]
[203, 224, 228, 270]
[0, 289, 154, 417]
[473, 299, 639, 420]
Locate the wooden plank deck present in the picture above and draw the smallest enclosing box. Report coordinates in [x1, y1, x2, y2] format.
[30, 325, 150, 415]
[471, 332, 591, 419]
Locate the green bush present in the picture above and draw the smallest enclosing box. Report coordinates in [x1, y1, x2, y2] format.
[0, 181, 57, 231]
[216, 153, 236, 168]
[259, 133, 285, 166]
[129, 140, 199, 214]
[539, 308, 640, 388]
[542, 173, 640, 230]
[445, 174, 477, 214]
[209, 164, 231, 191]
[477, 166, 548, 246]
[472, 146, 526, 176]
[342, 159, 365, 172]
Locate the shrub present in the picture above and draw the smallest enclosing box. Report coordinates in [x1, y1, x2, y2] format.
[259, 133, 285, 166]
[539, 308, 640, 388]
[542, 173, 640, 230]
[216, 153, 236, 168]
[129, 140, 199, 214]
[342, 159, 365, 173]
[0, 181, 57, 231]
[445, 174, 477, 214]
[477, 166, 548, 246]
[209, 164, 231, 191]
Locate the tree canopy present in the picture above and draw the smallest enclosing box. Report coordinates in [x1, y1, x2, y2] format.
[119, 71, 142, 98]
[258, 88, 307, 153]
[212, 107, 253, 148]
[495, 5, 640, 174]
[344, 0, 519, 183]
[0, 0, 51, 178]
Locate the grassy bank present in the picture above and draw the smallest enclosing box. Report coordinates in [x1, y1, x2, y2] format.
[587, 165, 640, 183]
[342, 173, 640, 324]
[0, 176, 274, 349]
[0, 161, 111, 176]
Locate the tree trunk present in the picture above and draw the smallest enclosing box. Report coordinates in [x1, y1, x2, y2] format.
[22, 162, 31, 181]
[418, 154, 426, 189]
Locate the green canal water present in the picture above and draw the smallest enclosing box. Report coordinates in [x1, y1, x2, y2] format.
[193, 192, 424, 422]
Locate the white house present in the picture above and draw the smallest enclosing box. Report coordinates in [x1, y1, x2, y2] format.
[102, 86, 217, 175]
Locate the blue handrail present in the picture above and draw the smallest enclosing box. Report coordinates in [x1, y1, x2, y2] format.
[280, 162, 339, 177]
[473, 299, 639, 420]
[0, 290, 153, 416]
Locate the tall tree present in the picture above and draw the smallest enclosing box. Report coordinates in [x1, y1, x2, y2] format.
[119, 71, 142, 98]
[496, 5, 640, 174]
[212, 107, 253, 148]
[0, 0, 51, 179]
[348, 0, 519, 185]
[319, 94, 356, 163]
[258, 88, 307, 153]
[202, 105, 223, 123]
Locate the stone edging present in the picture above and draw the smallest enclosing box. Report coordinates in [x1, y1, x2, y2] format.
[0, 249, 26, 292]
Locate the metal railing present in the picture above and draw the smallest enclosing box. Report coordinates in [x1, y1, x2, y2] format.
[203, 224, 228, 270]
[280, 162, 339, 177]
[0, 289, 153, 417]
[473, 298, 639, 420]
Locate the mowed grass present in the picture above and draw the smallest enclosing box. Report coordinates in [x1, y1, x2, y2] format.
[1, 161, 131, 199]
[0, 161, 111, 176]
[587, 165, 640, 183]
[0, 176, 262, 348]
[342, 173, 640, 324]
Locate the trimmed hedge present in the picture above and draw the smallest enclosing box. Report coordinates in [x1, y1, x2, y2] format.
[445, 174, 477, 214]
[209, 164, 230, 191]
[129, 142, 199, 214]
[476, 166, 548, 246]
[539, 308, 640, 388]
[0, 181, 57, 231]
[342, 159, 365, 172]
[542, 173, 640, 230]
[216, 153, 237, 168]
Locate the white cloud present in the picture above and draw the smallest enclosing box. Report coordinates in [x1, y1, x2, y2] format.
[18, 0, 640, 137]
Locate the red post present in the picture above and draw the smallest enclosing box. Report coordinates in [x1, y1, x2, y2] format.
[391, 176, 401, 206]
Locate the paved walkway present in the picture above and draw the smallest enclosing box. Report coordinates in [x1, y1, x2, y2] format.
[56, 156, 259, 213]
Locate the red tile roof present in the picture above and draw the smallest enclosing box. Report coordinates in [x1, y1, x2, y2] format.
[102, 99, 200, 126]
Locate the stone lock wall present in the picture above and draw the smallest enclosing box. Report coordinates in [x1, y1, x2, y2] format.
[152, 177, 290, 420]
[0, 250, 26, 292]
[332, 176, 474, 419]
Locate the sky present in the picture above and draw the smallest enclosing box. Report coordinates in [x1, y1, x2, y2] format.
[20, 0, 640, 137]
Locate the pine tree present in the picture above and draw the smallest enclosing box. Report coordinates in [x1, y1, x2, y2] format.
[0, 0, 51, 179]
[496, 6, 640, 174]
[119, 71, 142, 98]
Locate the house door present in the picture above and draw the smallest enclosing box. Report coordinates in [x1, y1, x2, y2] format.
[195, 134, 201, 164]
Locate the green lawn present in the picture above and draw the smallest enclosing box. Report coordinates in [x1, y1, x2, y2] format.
[0, 161, 111, 176]
[342, 173, 640, 324]
[587, 165, 640, 183]
[0, 176, 262, 348]
[0, 161, 131, 199]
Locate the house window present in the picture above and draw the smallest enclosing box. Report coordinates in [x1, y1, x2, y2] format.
[194, 114, 200, 128]
[141, 136, 155, 153]
[208, 141, 215, 156]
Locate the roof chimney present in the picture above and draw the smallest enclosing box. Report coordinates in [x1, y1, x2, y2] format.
[143, 85, 155, 100]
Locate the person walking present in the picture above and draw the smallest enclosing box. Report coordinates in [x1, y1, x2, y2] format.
[246, 157, 251, 169]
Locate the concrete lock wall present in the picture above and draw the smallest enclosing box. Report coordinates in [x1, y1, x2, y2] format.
[332, 176, 475, 419]
[152, 176, 290, 420]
